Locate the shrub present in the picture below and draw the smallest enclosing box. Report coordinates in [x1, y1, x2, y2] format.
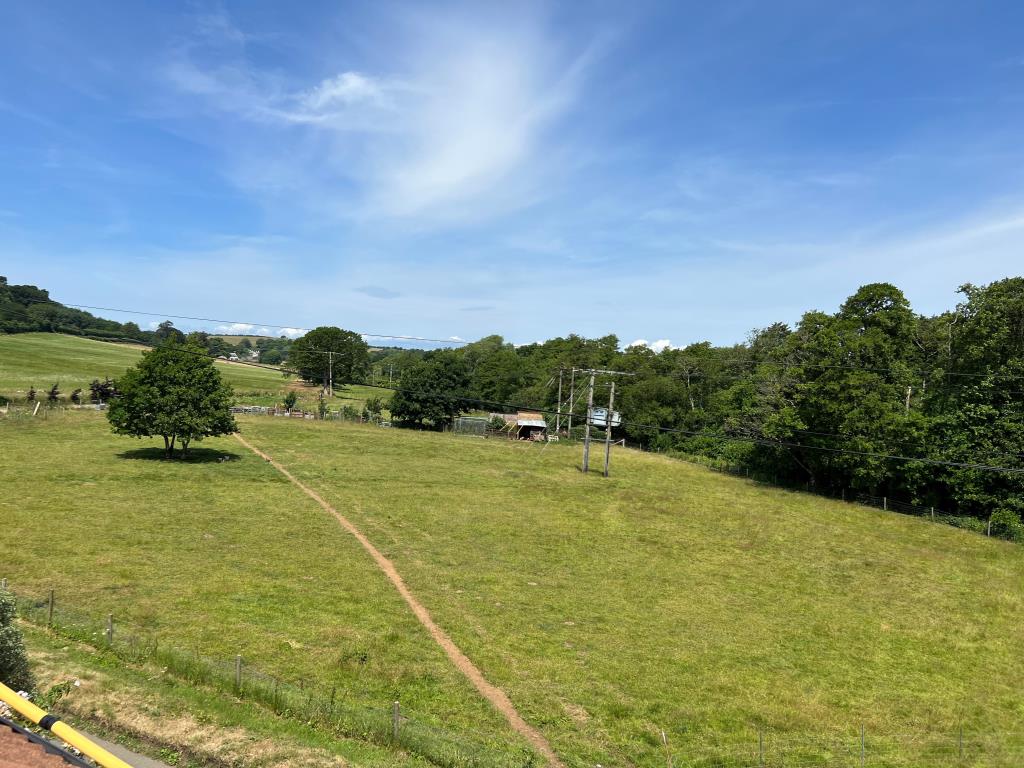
[26, 386, 36, 403]
[283, 391, 298, 411]
[0, 590, 34, 692]
[990, 509, 1023, 542]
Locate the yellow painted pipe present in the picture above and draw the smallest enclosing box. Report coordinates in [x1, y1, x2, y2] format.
[0, 679, 134, 768]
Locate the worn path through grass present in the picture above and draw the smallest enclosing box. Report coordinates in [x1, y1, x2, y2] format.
[1, 411, 530, 766]
[238, 417, 1024, 768]
[234, 432, 562, 768]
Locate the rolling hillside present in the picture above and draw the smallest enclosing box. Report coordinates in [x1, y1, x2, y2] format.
[0, 332, 286, 395]
[2, 410, 1021, 766]
[0, 332, 389, 410]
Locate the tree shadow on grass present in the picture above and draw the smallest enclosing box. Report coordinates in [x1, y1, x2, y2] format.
[117, 447, 241, 463]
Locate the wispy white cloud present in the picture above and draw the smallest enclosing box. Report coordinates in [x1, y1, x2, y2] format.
[161, 6, 600, 224]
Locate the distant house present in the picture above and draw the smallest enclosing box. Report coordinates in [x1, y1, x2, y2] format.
[228, 353, 239, 361]
[515, 411, 548, 441]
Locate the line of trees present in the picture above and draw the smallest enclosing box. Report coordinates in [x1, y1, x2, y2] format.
[380, 279, 1024, 530]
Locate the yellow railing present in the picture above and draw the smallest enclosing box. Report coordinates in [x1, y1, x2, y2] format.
[0, 679, 134, 768]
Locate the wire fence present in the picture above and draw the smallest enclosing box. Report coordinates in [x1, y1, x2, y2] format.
[668, 452, 1016, 542]
[5, 580, 1024, 766]
[2, 581, 536, 768]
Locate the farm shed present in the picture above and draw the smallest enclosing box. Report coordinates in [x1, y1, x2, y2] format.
[515, 411, 548, 440]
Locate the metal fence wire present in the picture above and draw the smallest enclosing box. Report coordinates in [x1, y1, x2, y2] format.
[5, 583, 1024, 767]
[4, 584, 535, 768]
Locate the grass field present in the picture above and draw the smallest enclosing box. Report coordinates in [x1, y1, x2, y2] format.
[0, 333, 391, 412]
[3, 410, 1023, 766]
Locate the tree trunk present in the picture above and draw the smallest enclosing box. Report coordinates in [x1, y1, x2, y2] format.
[181, 438, 190, 457]
[163, 435, 171, 459]
[168, 434, 177, 459]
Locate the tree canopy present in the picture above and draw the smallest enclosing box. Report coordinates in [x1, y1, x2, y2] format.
[368, 278, 1024, 534]
[388, 353, 471, 428]
[288, 326, 369, 388]
[107, 342, 237, 458]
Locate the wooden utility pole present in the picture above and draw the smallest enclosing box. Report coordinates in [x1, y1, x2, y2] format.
[603, 381, 616, 477]
[328, 351, 334, 398]
[556, 368, 563, 434]
[582, 371, 596, 472]
[579, 368, 634, 474]
[567, 367, 576, 434]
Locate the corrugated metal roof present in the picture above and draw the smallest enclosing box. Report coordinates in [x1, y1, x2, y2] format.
[517, 419, 547, 428]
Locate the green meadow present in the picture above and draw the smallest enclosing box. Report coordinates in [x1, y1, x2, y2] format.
[2, 408, 1022, 766]
[0, 332, 391, 412]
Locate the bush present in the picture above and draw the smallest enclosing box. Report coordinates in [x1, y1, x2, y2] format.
[283, 391, 298, 411]
[990, 509, 1023, 542]
[0, 590, 34, 692]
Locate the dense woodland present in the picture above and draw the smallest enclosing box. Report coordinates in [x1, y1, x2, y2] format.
[382, 279, 1024, 532]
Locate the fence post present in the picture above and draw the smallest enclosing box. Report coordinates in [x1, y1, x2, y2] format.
[392, 700, 400, 740]
[987, 517, 992, 536]
[48, 589, 54, 627]
[106, 614, 114, 644]
[330, 685, 336, 713]
[234, 654, 242, 693]
[883, 496, 887, 511]
[661, 729, 673, 768]
[0, 578, 7, 591]
[930, 506, 935, 520]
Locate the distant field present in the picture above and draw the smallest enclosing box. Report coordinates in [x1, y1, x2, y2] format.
[0, 333, 390, 412]
[0, 333, 289, 398]
[3, 411, 1022, 766]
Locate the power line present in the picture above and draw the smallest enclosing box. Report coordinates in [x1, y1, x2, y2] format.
[7, 305, 1024, 475]
[9, 297, 471, 346]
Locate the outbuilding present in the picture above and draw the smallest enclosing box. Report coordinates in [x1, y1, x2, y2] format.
[515, 411, 548, 440]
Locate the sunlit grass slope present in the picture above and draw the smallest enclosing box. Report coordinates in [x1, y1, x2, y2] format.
[3, 411, 1023, 766]
[0, 332, 289, 398]
[0, 332, 390, 411]
[0, 411, 524, 763]
[239, 417, 1024, 767]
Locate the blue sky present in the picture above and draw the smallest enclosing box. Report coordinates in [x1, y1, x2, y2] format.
[2, 1, 1023, 349]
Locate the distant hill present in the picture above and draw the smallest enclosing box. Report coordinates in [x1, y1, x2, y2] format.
[0, 275, 151, 342]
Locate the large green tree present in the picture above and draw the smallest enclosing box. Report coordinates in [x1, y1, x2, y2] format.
[389, 353, 471, 428]
[288, 327, 369, 389]
[107, 342, 237, 458]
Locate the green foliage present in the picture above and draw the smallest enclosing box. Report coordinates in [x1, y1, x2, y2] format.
[990, 509, 1022, 542]
[47, 382, 60, 402]
[107, 342, 237, 458]
[0, 590, 34, 692]
[289, 327, 369, 387]
[389, 353, 470, 428]
[89, 377, 119, 403]
[283, 390, 299, 411]
[26, 385, 35, 402]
